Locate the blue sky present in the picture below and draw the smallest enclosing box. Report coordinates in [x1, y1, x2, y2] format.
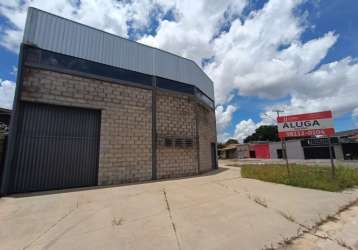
[216, 0, 358, 141]
[0, 0, 357, 142]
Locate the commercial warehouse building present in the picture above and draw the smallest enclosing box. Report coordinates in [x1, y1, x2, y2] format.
[269, 138, 355, 160]
[219, 132, 358, 161]
[219, 144, 250, 159]
[0, 8, 217, 194]
[269, 140, 305, 160]
[218, 143, 270, 159]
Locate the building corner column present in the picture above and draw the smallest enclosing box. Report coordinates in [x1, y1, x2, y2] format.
[151, 76, 157, 180]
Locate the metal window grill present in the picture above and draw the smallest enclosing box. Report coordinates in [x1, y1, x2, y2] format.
[164, 138, 173, 147]
[158, 136, 194, 148]
[185, 138, 193, 147]
[175, 138, 185, 148]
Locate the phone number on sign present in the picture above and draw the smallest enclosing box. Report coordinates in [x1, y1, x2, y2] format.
[285, 129, 327, 137]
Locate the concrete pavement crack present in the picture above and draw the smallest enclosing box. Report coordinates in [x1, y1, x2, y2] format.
[303, 231, 354, 250]
[163, 189, 181, 250]
[274, 207, 355, 250]
[214, 181, 242, 194]
[215, 180, 356, 250]
[274, 200, 358, 250]
[22, 203, 78, 250]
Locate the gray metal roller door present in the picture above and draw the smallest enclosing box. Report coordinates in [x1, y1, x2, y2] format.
[10, 102, 101, 193]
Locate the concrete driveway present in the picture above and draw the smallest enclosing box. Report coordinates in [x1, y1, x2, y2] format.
[1, 163, 358, 250]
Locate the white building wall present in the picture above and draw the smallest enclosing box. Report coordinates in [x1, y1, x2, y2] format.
[269, 140, 305, 159]
[334, 145, 344, 160]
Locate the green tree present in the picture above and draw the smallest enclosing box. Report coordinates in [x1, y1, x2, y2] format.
[243, 125, 279, 143]
[225, 138, 239, 145]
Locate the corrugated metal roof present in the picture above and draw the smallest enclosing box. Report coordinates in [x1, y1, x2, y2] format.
[334, 129, 358, 138]
[23, 7, 215, 100]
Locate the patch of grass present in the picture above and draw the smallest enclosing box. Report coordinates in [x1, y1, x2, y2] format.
[241, 164, 358, 192]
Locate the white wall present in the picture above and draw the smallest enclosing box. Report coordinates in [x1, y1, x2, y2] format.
[269, 140, 305, 159]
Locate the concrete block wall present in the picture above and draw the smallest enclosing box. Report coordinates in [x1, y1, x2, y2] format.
[226, 145, 250, 159]
[156, 92, 198, 178]
[19, 67, 217, 186]
[197, 105, 217, 172]
[21, 67, 153, 185]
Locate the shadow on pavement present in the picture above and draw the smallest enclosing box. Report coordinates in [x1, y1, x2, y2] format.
[7, 167, 230, 198]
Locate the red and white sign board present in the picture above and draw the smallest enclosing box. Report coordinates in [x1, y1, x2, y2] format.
[277, 111, 335, 139]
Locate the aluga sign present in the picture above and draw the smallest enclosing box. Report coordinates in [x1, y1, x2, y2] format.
[277, 111, 335, 138]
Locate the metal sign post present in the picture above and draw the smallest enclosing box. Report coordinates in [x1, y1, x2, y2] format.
[276, 110, 336, 178]
[283, 138, 290, 176]
[327, 136, 336, 178]
[275, 110, 290, 176]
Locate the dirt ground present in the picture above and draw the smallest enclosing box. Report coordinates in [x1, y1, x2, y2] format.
[280, 202, 358, 250]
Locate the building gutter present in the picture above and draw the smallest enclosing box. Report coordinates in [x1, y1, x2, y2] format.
[151, 76, 157, 180]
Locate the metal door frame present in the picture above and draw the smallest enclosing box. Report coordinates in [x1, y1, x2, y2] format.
[8, 101, 101, 193]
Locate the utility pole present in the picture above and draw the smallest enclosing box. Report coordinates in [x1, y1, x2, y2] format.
[327, 136, 336, 178]
[274, 110, 290, 176]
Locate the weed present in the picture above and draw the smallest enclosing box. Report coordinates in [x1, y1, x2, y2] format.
[253, 196, 268, 208]
[326, 215, 339, 222]
[247, 192, 252, 200]
[112, 217, 124, 226]
[336, 239, 353, 250]
[277, 211, 295, 223]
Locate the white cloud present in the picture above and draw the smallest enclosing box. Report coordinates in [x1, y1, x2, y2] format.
[231, 111, 283, 143]
[215, 104, 237, 142]
[261, 57, 358, 119]
[217, 132, 232, 144]
[0, 79, 15, 109]
[206, 0, 342, 104]
[209, 0, 358, 139]
[10, 65, 17, 75]
[0, 0, 167, 52]
[233, 119, 257, 143]
[138, 0, 247, 64]
[353, 108, 358, 127]
[216, 105, 237, 131]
